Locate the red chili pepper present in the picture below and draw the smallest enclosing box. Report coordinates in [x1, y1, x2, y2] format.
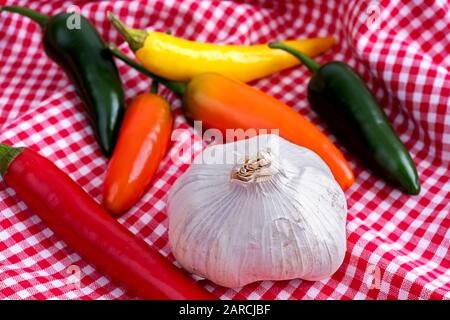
[0, 144, 215, 300]
[103, 91, 173, 215]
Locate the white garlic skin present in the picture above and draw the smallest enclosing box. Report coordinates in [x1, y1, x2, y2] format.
[167, 134, 347, 288]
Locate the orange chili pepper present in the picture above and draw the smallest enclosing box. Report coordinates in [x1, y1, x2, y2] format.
[103, 90, 173, 215]
[109, 47, 355, 191]
[183, 74, 355, 190]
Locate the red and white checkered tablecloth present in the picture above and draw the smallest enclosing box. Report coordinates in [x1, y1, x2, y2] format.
[0, 0, 449, 300]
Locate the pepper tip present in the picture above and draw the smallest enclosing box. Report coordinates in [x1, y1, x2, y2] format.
[407, 181, 421, 195]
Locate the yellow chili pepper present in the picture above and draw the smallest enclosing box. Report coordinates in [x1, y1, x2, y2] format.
[108, 12, 335, 83]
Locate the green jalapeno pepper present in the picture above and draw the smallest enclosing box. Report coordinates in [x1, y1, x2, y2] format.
[269, 42, 420, 195]
[1, 6, 125, 157]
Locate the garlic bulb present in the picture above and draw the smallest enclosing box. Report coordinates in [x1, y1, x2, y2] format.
[167, 134, 347, 288]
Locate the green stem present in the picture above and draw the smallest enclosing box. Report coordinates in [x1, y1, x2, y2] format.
[108, 44, 186, 96]
[0, 144, 24, 177]
[150, 80, 159, 94]
[107, 11, 147, 52]
[269, 42, 321, 73]
[1, 6, 49, 27]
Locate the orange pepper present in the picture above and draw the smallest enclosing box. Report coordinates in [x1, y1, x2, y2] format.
[109, 47, 355, 191]
[103, 92, 173, 215]
[183, 73, 355, 190]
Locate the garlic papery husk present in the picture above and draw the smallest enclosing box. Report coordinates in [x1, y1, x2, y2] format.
[167, 134, 347, 288]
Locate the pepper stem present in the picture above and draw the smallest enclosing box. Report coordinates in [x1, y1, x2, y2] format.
[107, 11, 147, 52]
[269, 42, 321, 73]
[0, 6, 49, 27]
[150, 80, 159, 94]
[107, 44, 186, 96]
[0, 144, 23, 177]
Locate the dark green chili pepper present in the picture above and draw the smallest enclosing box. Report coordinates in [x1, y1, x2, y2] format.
[269, 42, 420, 195]
[1, 6, 124, 157]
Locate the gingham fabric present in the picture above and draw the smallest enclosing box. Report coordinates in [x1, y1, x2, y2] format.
[0, 0, 449, 300]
